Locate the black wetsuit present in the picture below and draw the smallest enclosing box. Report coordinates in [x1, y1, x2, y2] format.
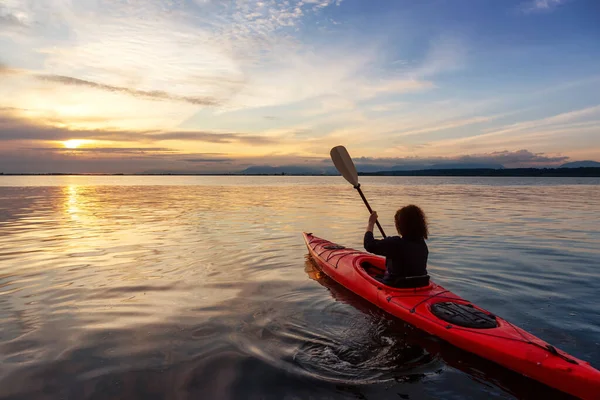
[364, 231, 429, 288]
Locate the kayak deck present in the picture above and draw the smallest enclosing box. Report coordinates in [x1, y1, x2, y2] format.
[303, 232, 600, 399]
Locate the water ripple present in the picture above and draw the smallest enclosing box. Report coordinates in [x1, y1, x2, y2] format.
[0, 176, 597, 399]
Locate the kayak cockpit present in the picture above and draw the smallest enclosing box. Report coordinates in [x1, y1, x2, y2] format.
[354, 255, 433, 291]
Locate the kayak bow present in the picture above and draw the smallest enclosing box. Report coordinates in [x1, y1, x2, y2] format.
[303, 232, 600, 399]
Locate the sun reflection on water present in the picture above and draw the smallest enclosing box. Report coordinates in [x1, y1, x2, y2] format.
[65, 185, 80, 220]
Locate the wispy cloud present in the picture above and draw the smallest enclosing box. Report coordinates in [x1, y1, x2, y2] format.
[183, 157, 233, 163]
[0, 109, 280, 146]
[410, 35, 467, 78]
[520, 0, 568, 13]
[0, 3, 29, 28]
[0, 63, 20, 75]
[0, 14, 25, 27]
[27, 147, 177, 155]
[148, 131, 277, 145]
[416, 105, 600, 157]
[37, 75, 221, 106]
[465, 105, 600, 142]
[388, 115, 499, 137]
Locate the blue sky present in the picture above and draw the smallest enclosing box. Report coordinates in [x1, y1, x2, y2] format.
[0, 0, 599, 173]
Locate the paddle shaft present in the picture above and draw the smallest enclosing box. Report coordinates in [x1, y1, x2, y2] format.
[354, 184, 386, 238]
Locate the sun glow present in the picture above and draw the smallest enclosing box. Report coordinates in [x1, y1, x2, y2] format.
[63, 139, 91, 149]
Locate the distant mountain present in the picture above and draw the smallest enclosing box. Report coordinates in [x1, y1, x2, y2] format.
[387, 162, 504, 171]
[388, 164, 433, 171]
[560, 161, 600, 168]
[426, 162, 504, 170]
[354, 164, 398, 172]
[240, 165, 336, 175]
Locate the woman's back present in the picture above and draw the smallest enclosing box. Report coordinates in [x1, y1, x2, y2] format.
[363, 205, 429, 288]
[364, 233, 428, 281]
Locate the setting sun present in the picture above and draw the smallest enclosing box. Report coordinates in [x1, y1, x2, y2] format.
[63, 139, 89, 149]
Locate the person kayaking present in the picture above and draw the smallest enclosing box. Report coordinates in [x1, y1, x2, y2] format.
[364, 205, 429, 288]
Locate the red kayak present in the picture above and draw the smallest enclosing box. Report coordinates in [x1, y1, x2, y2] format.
[303, 232, 600, 399]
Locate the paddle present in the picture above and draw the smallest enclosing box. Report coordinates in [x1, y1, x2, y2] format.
[330, 145, 387, 238]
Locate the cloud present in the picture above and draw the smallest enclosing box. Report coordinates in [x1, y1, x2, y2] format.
[0, 13, 25, 27]
[0, 72, 210, 131]
[452, 105, 600, 143]
[0, 0, 378, 121]
[37, 75, 220, 106]
[454, 149, 569, 166]
[349, 149, 570, 168]
[411, 35, 466, 78]
[2, 0, 597, 168]
[0, 112, 147, 142]
[148, 131, 277, 145]
[0, 0, 454, 137]
[183, 158, 233, 163]
[220, 0, 343, 42]
[0, 63, 20, 75]
[520, 0, 568, 13]
[389, 115, 499, 137]
[408, 104, 600, 158]
[27, 147, 177, 155]
[0, 110, 279, 146]
[5, 66, 226, 109]
[0, 2, 30, 28]
[356, 79, 435, 99]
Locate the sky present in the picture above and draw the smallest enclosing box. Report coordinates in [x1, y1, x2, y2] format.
[1, 0, 599, 173]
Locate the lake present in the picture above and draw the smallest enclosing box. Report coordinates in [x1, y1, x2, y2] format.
[0, 176, 599, 399]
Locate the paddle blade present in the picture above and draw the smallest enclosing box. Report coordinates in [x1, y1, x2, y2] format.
[330, 145, 359, 187]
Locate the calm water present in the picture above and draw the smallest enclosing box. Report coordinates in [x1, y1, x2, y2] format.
[0, 176, 599, 399]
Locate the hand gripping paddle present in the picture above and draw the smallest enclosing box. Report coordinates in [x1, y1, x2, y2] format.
[330, 145, 386, 238]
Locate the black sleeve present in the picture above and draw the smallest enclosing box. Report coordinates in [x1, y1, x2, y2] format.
[364, 231, 396, 256]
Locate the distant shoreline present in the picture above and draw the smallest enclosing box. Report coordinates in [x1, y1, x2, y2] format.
[361, 167, 600, 177]
[1, 167, 600, 177]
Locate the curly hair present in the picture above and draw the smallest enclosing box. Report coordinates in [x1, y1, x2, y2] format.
[394, 205, 428, 240]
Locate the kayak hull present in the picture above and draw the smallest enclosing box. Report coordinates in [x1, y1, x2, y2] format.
[303, 232, 600, 399]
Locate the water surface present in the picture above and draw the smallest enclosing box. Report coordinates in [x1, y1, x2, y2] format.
[1, 176, 599, 399]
